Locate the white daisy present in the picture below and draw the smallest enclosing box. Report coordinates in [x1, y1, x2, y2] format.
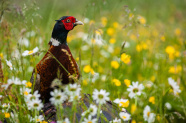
[50, 89, 68, 106]
[88, 104, 97, 116]
[65, 83, 81, 102]
[83, 18, 90, 24]
[82, 115, 97, 123]
[92, 72, 99, 83]
[62, 117, 70, 123]
[165, 102, 172, 110]
[1, 78, 14, 90]
[27, 98, 43, 111]
[168, 77, 181, 95]
[33, 115, 44, 122]
[119, 111, 131, 121]
[6, 60, 13, 70]
[127, 81, 144, 99]
[82, 104, 98, 117]
[18, 37, 29, 47]
[2, 103, 10, 108]
[109, 117, 121, 123]
[143, 105, 156, 123]
[1, 77, 22, 89]
[20, 87, 31, 96]
[92, 89, 110, 104]
[22, 47, 39, 56]
[114, 98, 129, 107]
[26, 90, 40, 102]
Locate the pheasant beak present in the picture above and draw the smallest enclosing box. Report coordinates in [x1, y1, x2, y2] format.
[74, 19, 84, 25]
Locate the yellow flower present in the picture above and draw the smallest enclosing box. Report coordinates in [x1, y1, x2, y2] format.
[83, 65, 92, 73]
[142, 43, 148, 50]
[136, 44, 142, 52]
[111, 61, 119, 69]
[160, 36, 165, 42]
[98, 66, 103, 73]
[0, 53, 3, 59]
[112, 79, 121, 86]
[120, 100, 129, 107]
[129, 13, 134, 20]
[174, 28, 181, 36]
[26, 82, 32, 88]
[109, 38, 116, 44]
[91, 38, 96, 44]
[67, 35, 74, 43]
[150, 76, 155, 82]
[90, 69, 95, 75]
[83, 79, 88, 86]
[4, 112, 10, 118]
[149, 96, 155, 104]
[165, 46, 175, 55]
[40, 121, 48, 123]
[138, 16, 146, 24]
[152, 30, 158, 37]
[169, 65, 182, 74]
[95, 29, 103, 35]
[131, 120, 136, 123]
[124, 79, 131, 87]
[156, 115, 160, 121]
[89, 20, 95, 25]
[76, 57, 79, 61]
[131, 104, 136, 114]
[113, 22, 119, 28]
[101, 17, 107, 26]
[107, 28, 115, 36]
[130, 34, 137, 41]
[121, 53, 131, 64]
[175, 51, 180, 57]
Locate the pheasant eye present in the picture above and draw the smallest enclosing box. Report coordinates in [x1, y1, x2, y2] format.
[66, 19, 71, 22]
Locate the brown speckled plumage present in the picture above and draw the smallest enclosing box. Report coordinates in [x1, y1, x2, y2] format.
[32, 44, 79, 101]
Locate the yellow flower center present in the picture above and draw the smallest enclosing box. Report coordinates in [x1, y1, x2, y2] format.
[88, 121, 92, 123]
[28, 50, 34, 54]
[132, 88, 139, 93]
[147, 112, 150, 117]
[36, 119, 40, 122]
[24, 91, 29, 95]
[122, 116, 127, 119]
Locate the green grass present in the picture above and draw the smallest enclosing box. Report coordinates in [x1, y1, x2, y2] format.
[0, 0, 186, 122]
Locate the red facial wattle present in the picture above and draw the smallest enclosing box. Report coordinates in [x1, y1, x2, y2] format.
[61, 17, 76, 30]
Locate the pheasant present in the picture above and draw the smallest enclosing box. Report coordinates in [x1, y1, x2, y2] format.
[31, 16, 83, 102]
[31, 16, 131, 122]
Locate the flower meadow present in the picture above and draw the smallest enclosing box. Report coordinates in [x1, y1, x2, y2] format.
[0, 0, 186, 123]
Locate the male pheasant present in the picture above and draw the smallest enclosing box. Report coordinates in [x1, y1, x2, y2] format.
[31, 16, 83, 102]
[31, 16, 131, 122]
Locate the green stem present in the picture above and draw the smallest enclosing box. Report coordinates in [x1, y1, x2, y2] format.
[135, 95, 138, 106]
[72, 99, 77, 123]
[97, 103, 102, 123]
